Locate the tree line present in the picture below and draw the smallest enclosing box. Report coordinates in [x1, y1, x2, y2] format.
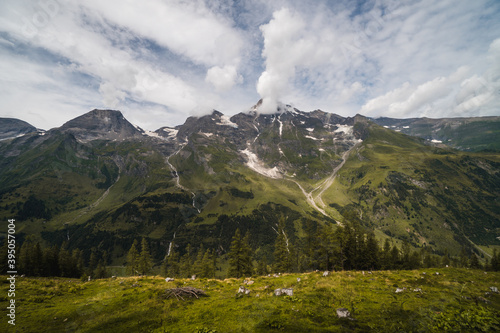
[0, 236, 109, 279]
[159, 220, 500, 278]
[3, 221, 500, 278]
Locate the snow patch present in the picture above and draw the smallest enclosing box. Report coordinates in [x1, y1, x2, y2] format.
[200, 131, 213, 137]
[306, 128, 314, 132]
[161, 128, 179, 138]
[383, 126, 390, 128]
[334, 125, 353, 135]
[431, 139, 443, 143]
[305, 135, 321, 141]
[217, 115, 238, 128]
[240, 149, 282, 179]
[403, 126, 410, 129]
[144, 131, 161, 138]
[277, 116, 283, 137]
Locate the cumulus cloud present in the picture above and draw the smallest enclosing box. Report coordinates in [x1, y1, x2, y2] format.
[205, 65, 242, 91]
[0, 0, 499, 130]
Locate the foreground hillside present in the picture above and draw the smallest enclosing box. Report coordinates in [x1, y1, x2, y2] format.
[1, 269, 499, 332]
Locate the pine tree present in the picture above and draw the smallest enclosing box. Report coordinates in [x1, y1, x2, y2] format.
[273, 219, 294, 273]
[88, 247, 99, 275]
[19, 238, 34, 275]
[201, 249, 215, 278]
[94, 259, 108, 278]
[43, 245, 60, 276]
[469, 253, 482, 269]
[228, 228, 253, 278]
[138, 237, 153, 275]
[179, 244, 193, 278]
[126, 239, 139, 275]
[490, 249, 499, 271]
[390, 244, 400, 269]
[164, 246, 180, 277]
[400, 241, 412, 270]
[381, 239, 392, 270]
[30, 242, 43, 276]
[363, 232, 380, 270]
[59, 242, 75, 277]
[192, 244, 206, 278]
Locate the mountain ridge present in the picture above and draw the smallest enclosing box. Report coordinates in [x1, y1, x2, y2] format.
[0, 106, 499, 268]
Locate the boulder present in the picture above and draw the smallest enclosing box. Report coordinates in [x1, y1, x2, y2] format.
[336, 308, 351, 318]
[297, 277, 301, 282]
[165, 278, 175, 282]
[490, 286, 498, 293]
[238, 286, 251, 295]
[323, 271, 329, 277]
[274, 288, 293, 296]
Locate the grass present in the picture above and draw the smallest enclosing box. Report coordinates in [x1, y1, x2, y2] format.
[1, 268, 499, 332]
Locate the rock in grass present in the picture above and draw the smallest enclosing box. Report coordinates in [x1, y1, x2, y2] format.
[490, 286, 498, 293]
[323, 271, 329, 277]
[238, 286, 251, 295]
[336, 308, 351, 318]
[395, 288, 405, 293]
[165, 278, 175, 282]
[274, 288, 293, 296]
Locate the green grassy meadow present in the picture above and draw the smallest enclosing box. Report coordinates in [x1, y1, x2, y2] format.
[1, 269, 499, 332]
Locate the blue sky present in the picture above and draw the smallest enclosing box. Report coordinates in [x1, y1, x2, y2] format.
[0, 0, 499, 130]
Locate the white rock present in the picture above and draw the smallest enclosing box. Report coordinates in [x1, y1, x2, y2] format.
[336, 308, 351, 318]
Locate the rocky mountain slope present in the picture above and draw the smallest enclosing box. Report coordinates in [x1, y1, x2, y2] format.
[0, 105, 499, 265]
[0, 117, 37, 141]
[372, 116, 500, 151]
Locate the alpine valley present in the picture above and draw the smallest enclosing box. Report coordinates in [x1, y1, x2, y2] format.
[1, 103, 499, 273]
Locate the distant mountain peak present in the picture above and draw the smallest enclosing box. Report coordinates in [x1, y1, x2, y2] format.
[0, 117, 37, 141]
[58, 109, 143, 142]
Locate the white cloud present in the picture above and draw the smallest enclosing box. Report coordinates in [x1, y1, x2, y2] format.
[205, 65, 242, 92]
[0, 0, 499, 130]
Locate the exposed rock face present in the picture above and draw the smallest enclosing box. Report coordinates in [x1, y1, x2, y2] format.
[59, 109, 143, 142]
[0, 118, 37, 140]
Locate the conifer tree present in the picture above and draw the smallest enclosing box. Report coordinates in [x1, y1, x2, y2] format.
[390, 244, 400, 269]
[162, 242, 180, 277]
[228, 228, 253, 278]
[179, 244, 193, 278]
[489, 249, 499, 271]
[192, 244, 206, 277]
[88, 247, 99, 275]
[44, 245, 60, 276]
[381, 239, 392, 270]
[469, 253, 482, 269]
[126, 239, 139, 275]
[138, 237, 153, 275]
[201, 249, 215, 278]
[273, 222, 293, 273]
[363, 232, 380, 270]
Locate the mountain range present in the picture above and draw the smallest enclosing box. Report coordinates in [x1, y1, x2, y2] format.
[1, 104, 499, 265]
